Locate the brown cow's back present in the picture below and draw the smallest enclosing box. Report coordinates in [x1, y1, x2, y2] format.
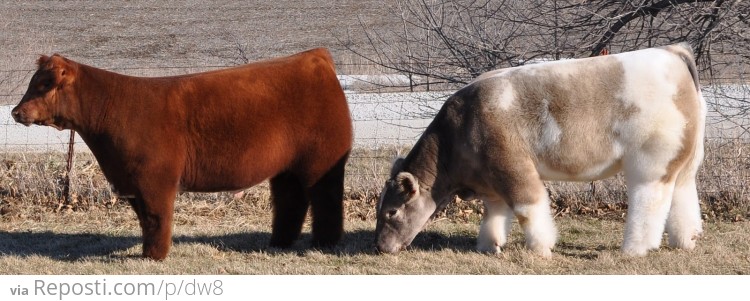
[172, 48, 352, 191]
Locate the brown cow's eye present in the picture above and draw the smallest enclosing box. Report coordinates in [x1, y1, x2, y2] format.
[39, 81, 53, 91]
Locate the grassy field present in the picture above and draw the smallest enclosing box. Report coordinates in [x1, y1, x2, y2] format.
[0, 197, 748, 275]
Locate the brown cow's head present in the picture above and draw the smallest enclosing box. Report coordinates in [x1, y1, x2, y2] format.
[375, 158, 437, 254]
[11, 54, 78, 130]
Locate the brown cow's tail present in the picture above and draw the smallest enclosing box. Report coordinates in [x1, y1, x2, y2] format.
[305, 47, 338, 75]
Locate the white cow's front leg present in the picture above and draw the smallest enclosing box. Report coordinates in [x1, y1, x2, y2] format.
[622, 180, 675, 256]
[514, 198, 557, 258]
[477, 199, 514, 254]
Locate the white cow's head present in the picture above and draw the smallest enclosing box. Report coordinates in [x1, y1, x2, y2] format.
[375, 159, 437, 253]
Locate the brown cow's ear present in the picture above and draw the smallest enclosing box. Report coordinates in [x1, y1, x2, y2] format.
[49, 55, 76, 85]
[396, 172, 420, 199]
[37, 55, 50, 67]
[57, 66, 75, 86]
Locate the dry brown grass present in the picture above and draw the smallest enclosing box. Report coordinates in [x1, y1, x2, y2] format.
[1, 137, 748, 224]
[0, 200, 748, 275]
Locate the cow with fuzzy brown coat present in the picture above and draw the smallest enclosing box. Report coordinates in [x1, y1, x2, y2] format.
[376, 43, 706, 257]
[12, 48, 353, 260]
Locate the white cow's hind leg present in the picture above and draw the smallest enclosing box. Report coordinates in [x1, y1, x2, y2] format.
[622, 180, 675, 256]
[666, 178, 702, 250]
[665, 144, 704, 251]
[477, 199, 514, 254]
[513, 193, 557, 258]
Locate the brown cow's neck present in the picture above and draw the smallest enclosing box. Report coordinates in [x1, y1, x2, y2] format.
[70, 63, 140, 135]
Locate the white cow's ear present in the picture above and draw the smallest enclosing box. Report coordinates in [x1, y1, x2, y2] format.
[390, 157, 405, 178]
[396, 172, 420, 199]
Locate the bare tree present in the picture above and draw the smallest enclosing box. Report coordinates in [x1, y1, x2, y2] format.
[342, 0, 749, 134]
[344, 0, 579, 87]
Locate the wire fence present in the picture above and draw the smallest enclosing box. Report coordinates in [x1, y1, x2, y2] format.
[0, 63, 748, 213]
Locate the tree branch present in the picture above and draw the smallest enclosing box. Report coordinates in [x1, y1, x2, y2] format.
[590, 0, 716, 56]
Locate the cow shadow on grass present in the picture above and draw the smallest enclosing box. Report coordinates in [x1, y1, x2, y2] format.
[0, 229, 477, 261]
[175, 229, 476, 256]
[0, 231, 140, 261]
[407, 231, 477, 252]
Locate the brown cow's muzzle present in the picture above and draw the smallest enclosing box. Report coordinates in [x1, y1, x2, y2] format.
[10, 106, 32, 126]
[11, 104, 47, 127]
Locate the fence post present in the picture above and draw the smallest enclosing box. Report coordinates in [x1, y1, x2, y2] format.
[409, 73, 414, 92]
[63, 129, 75, 203]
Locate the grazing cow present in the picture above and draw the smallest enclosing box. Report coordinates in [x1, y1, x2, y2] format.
[376, 43, 706, 257]
[11, 48, 353, 260]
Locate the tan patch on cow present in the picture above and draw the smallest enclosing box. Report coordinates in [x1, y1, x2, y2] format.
[660, 75, 700, 184]
[453, 56, 649, 206]
[517, 215, 529, 226]
[472, 78, 516, 112]
[499, 56, 637, 177]
[659, 44, 701, 185]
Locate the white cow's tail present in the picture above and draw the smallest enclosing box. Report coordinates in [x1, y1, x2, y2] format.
[670, 42, 701, 93]
[671, 41, 706, 186]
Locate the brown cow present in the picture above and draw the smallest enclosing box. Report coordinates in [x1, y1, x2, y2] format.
[11, 48, 353, 260]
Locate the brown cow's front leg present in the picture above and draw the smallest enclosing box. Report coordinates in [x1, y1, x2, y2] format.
[125, 157, 183, 260]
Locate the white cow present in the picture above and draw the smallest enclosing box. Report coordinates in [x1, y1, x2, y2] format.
[375, 43, 706, 257]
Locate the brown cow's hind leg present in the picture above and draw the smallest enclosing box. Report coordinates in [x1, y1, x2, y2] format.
[128, 194, 175, 260]
[308, 152, 349, 248]
[269, 172, 309, 248]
